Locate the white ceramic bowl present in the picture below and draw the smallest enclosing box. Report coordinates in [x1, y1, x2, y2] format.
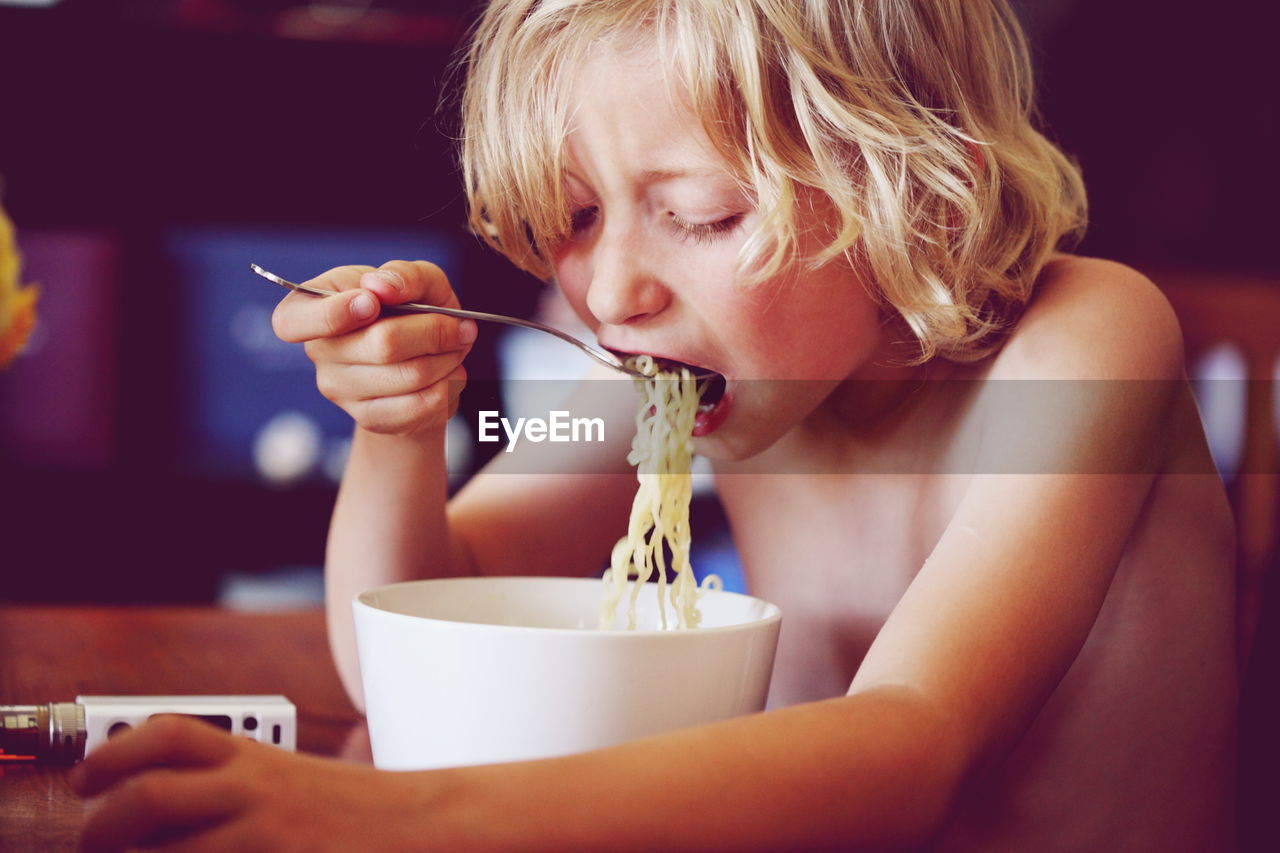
[353, 576, 781, 770]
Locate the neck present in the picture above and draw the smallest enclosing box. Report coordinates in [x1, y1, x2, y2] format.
[811, 315, 960, 438]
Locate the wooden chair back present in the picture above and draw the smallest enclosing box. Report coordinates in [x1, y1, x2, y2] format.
[1151, 267, 1279, 672]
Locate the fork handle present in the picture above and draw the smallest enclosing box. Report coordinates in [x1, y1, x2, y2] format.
[251, 262, 638, 377]
[379, 302, 632, 374]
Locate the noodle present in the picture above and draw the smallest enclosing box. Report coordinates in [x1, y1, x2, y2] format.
[599, 356, 720, 630]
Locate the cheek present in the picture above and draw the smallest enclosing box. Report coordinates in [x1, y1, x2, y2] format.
[732, 274, 880, 379]
[551, 252, 597, 331]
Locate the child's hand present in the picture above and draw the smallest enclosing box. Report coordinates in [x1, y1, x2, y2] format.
[271, 261, 476, 438]
[71, 715, 442, 852]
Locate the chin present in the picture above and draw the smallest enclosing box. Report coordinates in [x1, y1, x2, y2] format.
[691, 433, 756, 463]
[690, 383, 835, 464]
[690, 413, 791, 463]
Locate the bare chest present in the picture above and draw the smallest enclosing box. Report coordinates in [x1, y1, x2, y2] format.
[715, 470, 973, 705]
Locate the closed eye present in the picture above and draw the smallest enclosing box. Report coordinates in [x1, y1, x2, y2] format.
[669, 212, 745, 244]
[570, 206, 599, 234]
[568, 207, 744, 244]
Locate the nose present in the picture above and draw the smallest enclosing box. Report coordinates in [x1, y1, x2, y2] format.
[584, 226, 671, 327]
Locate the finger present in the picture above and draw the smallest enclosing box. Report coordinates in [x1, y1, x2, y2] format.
[71, 716, 237, 799]
[318, 352, 468, 404]
[77, 768, 243, 853]
[272, 286, 383, 344]
[357, 260, 459, 309]
[306, 312, 477, 367]
[268, 263, 378, 343]
[350, 363, 467, 435]
[301, 264, 378, 294]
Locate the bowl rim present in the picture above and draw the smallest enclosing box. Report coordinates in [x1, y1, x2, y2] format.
[353, 575, 782, 638]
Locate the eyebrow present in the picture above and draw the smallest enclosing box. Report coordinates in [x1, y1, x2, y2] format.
[561, 167, 735, 198]
[637, 167, 730, 184]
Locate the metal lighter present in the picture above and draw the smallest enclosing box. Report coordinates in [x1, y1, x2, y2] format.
[0, 695, 296, 763]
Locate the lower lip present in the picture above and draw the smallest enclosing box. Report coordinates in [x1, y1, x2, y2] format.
[692, 389, 732, 437]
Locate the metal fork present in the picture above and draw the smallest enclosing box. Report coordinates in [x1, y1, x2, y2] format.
[251, 263, 680, 379]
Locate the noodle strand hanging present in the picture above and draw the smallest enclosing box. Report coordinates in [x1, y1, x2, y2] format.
[599, 356, 716, 630]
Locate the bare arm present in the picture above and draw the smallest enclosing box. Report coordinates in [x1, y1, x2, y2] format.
[323, 425, 464, 714]
[271, 261, 475, 712]
[327, 371, 639, 712]
[445, 366, 640, 577]
[427, 686, 966, 851]
[70, 688, 965, 852]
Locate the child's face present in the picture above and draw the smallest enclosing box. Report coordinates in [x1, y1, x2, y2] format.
[552, 39, 889, 459]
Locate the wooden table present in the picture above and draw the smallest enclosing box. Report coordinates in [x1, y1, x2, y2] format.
[0, 607, 366, 852]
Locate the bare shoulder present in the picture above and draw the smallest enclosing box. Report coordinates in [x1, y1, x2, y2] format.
[991, 254, 1185, 382]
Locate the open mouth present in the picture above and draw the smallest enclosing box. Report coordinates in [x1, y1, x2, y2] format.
[649, 357, 731, 437]
[641, 357, 727, 412]
[608, 351, 732, 435]
[695, 371, 727, 412]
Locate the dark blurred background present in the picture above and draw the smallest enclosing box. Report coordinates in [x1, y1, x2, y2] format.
[0, 0, 1276, 843]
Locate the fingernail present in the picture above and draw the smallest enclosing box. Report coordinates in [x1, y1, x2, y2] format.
[371, 270, 404, 292]
[458, 319, 477, 345]
[351, 293, 377, 320]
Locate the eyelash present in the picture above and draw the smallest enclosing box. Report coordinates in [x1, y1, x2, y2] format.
[669, 212, 744, 244]
[569, 207, 598, 234]
[567, 207, 744, 245]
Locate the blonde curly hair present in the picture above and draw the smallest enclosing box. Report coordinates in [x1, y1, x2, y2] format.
[457, 0, 1087, 364]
